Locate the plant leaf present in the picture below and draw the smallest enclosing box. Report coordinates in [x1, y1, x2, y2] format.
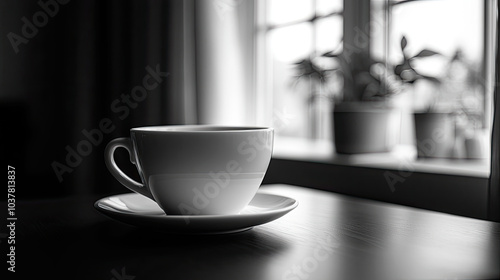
[324, 10, 343, 17]
[322, 51, 341, 58]
[394, 61, 413, 76]
[292, 59, 306, 65]
[412, 49, 440, 59]
[401, 36, 407, 51]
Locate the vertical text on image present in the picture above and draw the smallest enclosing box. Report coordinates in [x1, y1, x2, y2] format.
[6, 165, 17, 273]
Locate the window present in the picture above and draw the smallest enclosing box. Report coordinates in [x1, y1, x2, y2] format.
[371, 0, 492, 147]
[256, 0, 343, 139]
[258, 0, 494, 163]
[256, 0, 497, 219]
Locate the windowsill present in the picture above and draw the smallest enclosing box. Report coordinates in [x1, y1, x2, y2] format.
[273, 136, 491, 178]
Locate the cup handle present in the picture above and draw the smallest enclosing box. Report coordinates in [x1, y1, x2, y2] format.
[104, 137, 154, 200]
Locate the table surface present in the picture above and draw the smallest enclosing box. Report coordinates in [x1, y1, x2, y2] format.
[2, 184, 499, 280]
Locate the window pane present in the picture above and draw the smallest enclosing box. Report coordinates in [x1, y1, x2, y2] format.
[390, 0, 483, 72]
[390, 0, 484, 112]
[269, 23, 314, 62]
[267, 0, 314, 25]
[264, 2, 343, 139]
[268, 23, 314, 137]
[316, 16, 343, 54]
[271, 58, 310, 138]
[316, 0, 343, 16]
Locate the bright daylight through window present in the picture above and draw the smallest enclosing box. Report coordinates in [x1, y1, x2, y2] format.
[259, 0, 493, 166]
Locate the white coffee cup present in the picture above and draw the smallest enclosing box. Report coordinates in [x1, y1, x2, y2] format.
[104, 125, 273, 215]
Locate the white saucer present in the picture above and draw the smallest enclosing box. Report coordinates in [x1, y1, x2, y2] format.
[94, 191, 298, 234]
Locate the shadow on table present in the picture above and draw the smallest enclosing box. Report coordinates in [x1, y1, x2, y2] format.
[18, 219, 291, 280]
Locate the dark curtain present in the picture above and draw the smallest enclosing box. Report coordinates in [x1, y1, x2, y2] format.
[1, 0, 191, 198]
[489, 3, 500, 222]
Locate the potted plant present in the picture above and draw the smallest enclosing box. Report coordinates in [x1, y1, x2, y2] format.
[292, 51, 399, 151]
[316, 35, 440, 154]
[319, 50, 399, 154]
[386, 36, 449, 158]
[443, 49, 486, 159]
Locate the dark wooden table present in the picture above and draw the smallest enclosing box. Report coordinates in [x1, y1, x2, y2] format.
[2, 184, 499, 279]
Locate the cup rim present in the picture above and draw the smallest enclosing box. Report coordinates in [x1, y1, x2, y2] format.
[130, 125, 273, 133]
